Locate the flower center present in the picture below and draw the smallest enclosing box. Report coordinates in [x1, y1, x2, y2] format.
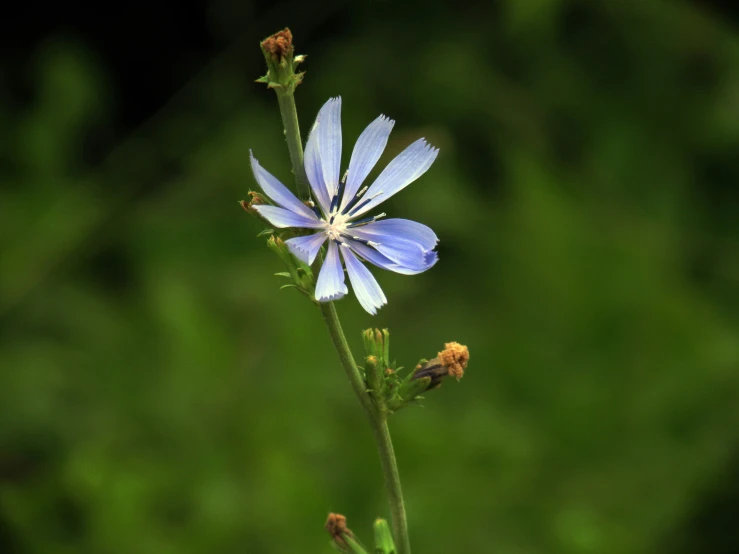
[325, 212, 350, 241]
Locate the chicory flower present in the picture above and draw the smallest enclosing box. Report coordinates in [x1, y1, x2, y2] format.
[250, 97, 439, 314]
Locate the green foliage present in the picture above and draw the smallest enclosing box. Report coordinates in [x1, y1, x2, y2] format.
[1, 2, 738, 554]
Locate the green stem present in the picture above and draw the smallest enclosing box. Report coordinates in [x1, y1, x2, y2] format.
[275, 90, 311, 200]
[320, 303, 411, 554]
[319, 303, 375, 415]
[370, 415, 411, 554]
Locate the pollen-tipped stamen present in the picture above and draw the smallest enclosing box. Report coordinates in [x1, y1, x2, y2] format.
[305, 199, 323, 219]
[347, 213, 387, 228]
[347, 191, 384, 217]
[340, 185, 369, 215]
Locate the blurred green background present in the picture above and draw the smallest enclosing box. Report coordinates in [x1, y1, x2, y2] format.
[2, 1, 739, 553]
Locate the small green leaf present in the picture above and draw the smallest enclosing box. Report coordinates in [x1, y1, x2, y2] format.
[274, 272, 292, 278]
[257, 228, 274, 237]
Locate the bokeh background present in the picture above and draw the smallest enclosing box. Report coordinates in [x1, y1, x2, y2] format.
[2, 1, 739, 553]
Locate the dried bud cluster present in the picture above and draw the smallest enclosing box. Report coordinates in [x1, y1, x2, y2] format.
[438, 341, 469, 380]
[240, 192, 266, 215]
[364, 329, 470, 412]
[257, 27, 305, 92]
[260, 28, 293, 63]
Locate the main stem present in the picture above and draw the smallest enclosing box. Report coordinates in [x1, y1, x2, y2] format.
[370, 416, 411, 554]
[320, 303, 411, 554]
[272, 86, 411, 554]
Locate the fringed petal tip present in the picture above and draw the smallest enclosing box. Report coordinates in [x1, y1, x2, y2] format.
[316, 290, 348, 303]
[350, 137, 440, 217]
[341, 245, 387, 315]
[285, 232, 327, 265]
[315, 241, 348, 302]
[423, 249, 439, 269]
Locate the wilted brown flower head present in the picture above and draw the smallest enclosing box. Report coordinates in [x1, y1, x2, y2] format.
[240, 192, 266, 215]
[438, 341, 469, 380]
[261, 28, 293, 62]
[411, 342, 469, 389]
[325, 512, 354, 549]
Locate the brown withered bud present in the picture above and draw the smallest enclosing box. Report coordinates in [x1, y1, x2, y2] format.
[325, 512, 355, 551]
[249, 191, 266, 206]
[257, 27, 305, 93]
[240, 191, 267, 215]
[261, 28, 293, 63]
[412, 342, 469, 389]
[438, 342, 469, 380]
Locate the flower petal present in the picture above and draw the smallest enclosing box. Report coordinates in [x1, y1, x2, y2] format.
[252, 205, 325, 229]
[250, 152, 315, 219]
[346, 239, 437, 275]
[340, 115, 395, 212]
[285, 232, 328, 265]
[350, 138, 439, 217]
[304, 119, 332, 215]
[317, 97, 342, 201]
[348, 218, 438, 251]
[368, 234, 427, 268]
[315, 240, 348, 302]
[340, 244, 387, 315]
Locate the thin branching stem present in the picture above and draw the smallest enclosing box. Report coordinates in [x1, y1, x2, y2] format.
[275, 90, 310, 200]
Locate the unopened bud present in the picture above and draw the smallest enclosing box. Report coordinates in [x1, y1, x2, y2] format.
[373, 518, 396, 554]
[362, 329, 395, 412]
[266, 235, 315, 299]
[362, 328, 390, 368]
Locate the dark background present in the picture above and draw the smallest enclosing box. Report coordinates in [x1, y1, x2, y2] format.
[1, 1, 738, 553]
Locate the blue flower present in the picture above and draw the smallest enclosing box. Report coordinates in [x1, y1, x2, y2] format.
[250, 97, 439, 315]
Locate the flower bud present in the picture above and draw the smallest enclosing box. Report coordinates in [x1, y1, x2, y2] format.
[362, 329, 396, 412]
[362, 328, 390, 368]
[373, 518, 396, 554]
[266, 235, 315, 300]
